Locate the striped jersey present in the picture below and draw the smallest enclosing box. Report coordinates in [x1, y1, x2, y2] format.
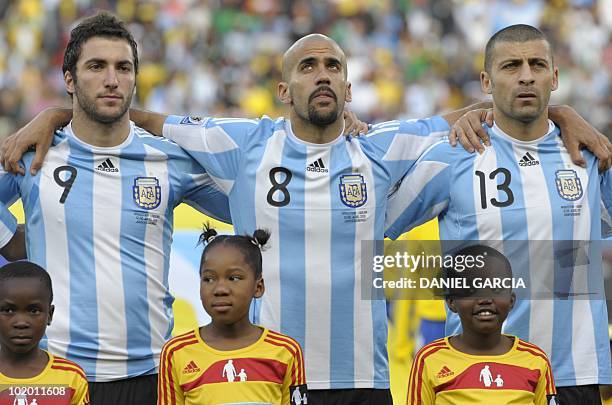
[385, 121, 612, 386]
[158, 327, 306, 405]
[0, 351, 89, 404]
[163, 114, 450, 388]
[408, 336, 556, 405]
[0, 122, 231, 381]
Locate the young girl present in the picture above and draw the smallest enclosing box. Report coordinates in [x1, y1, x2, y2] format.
[158, 227, 307, 405]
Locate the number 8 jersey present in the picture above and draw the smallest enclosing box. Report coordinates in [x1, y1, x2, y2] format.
[163, 114, 450, 389]
[385, 120, 612, 387]
[0, 122, 231, 382]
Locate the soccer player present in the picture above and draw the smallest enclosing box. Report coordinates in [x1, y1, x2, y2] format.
[4, 32, 610, 404]
[0, 12, 231, 405]
[158, 227, 306, 405]
[408, 245, 557, 404]
[0, 261, 90, 405]
[386, 24, 611, 403]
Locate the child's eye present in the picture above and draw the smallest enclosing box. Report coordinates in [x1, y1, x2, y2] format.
[229, 275, 243, 281]
[29, 308, 42, 315]
[0, 308, 13, 314]
[201, 277, 213, 283]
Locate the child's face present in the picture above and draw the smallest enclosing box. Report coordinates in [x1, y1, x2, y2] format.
[0, 278, 53, 355]
[200, 245, 264, 325]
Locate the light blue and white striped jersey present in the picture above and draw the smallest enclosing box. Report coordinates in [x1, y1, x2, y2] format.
[0, 122, 231, 382]
[163, 114, 450, 389]
[385, 121, 612, 387]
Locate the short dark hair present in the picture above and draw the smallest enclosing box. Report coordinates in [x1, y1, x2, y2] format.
[198, 226, 271, 279]
[62, 12, 139, 82]
[484, 24, 551, 73]
[0, 261, 53, 303]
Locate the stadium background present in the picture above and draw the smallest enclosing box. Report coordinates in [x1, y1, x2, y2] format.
[1, 0, 611, 403]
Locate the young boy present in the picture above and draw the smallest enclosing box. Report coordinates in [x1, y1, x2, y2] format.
[158, 228, 307, 405]
[0, 261, 89, 404]
[408, 245, 557, 404]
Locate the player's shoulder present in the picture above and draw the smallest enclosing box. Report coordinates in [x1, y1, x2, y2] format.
[263, 328, 303, 354]
[48, 353, 88, 381]
[163, 329, 200, 351]
[514, 337, 551, 361]
[413, 338, 451, 362]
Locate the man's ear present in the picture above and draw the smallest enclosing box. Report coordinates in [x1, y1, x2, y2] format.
[277, 82, 292, 105]
[65, 71, 75, 96]
[345, 81, 352, 103]
[551, 66, 559, 91]
[481, 71, 492, 94]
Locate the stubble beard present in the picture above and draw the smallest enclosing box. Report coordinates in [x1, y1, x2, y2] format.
[74, 82, 132, 124]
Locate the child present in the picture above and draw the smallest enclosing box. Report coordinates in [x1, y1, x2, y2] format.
[407, 245, 557, 404]
[0, 261, 89, 404]
[158, 227, 307, 405]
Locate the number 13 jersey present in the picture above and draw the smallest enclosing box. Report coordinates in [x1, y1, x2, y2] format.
[163, 115, 450, 389]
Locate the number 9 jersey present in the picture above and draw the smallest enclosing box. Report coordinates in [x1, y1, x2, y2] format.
[162, 114, 450, 389]
[385, 120, 612, 387]
[0, 122, 231, 382]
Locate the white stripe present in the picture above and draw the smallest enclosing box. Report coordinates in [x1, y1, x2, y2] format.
[92, 154, 127, 379]
[256, 131, 286, 332]
[557, 139, 598, 382]
[142, 144, 172, 372]
[364, 127, 400, 138]
[473, 147, 503, 240]
[39, 141, 71, 360]
[385, 160, 449, 228]
[347, 141, 375, 386]
[163, 122, 239, 154]
[514, 145, 554, 357]
[213, 118, 259, 125]
[382, 133, 443, 161]
[372, 120, 400, 129]
[304, 147, 332, 388]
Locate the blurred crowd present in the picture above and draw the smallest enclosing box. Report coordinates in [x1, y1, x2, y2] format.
[0, 0, 611, 137]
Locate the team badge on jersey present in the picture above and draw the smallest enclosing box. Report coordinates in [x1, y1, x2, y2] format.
[339, 174, 367, 208]
[133, 177, 162, 209]
[179, 116, 203, 125]
[555, 170, 583, 201]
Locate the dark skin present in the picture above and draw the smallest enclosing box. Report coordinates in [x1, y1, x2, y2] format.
[199, 244, 265, 351]
[445, 255, 516, 356]
[0, 278, 54, 378]
[0, 224, 26, 261]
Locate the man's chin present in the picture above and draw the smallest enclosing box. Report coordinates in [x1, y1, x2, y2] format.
[308, 108, 339, 127]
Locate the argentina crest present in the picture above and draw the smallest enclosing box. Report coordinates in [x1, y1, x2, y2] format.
[339, 173, 367, 208]
[133, 177, 162, 210]
[555, 169, 583, 201]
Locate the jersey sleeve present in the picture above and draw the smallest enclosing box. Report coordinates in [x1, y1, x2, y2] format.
[0, 169, 20, 248]
[600, 168, 612, 238]
[71, 373, 90, 405]
[407, 350, 436, 405]
[163, 116, 260, 195]
[282, 340, 307, 405]
[385, 140, 454, 240]
[366, 116, 450, 184]
[158, 341, 185, 405]
[533, 358, 557, 405]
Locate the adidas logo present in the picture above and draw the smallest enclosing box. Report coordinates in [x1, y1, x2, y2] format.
[96, 158, 119, 172]
[306, 158, 328, 173]
[183, 360, 200, 374]
[518, 152, 539, 167]
[436, 366, 454, 378]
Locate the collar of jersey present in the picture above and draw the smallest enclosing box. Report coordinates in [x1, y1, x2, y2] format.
[0, 350, 54, 383]
[284, 119, 346, 149]
[195, 326, 269, 355]
[491, 119, 557, 146]
[445, 334, 519, 359]
[64, 120, 135, 152]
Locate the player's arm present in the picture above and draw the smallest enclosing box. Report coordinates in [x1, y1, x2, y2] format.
[0, 224, 26, 261]
[71, 372, 91, 405]
[533, 360, 557, 405]
[158, 343, 186, 405]
[0, 169, 24, 260]
[281, 341, 307, 405]
[385, 142, 454, 240]
[406, 350, 436, 405]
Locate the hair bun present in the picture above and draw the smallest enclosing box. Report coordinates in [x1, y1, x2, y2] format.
[198, 223, 218, 246]
[252, 229, 271, 249]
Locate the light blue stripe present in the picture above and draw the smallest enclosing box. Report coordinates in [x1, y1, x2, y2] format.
[329, 143, 355, 388]
[119, 146, 155, 376]
[64, 143, 99, 375]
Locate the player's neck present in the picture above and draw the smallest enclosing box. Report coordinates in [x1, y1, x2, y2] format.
[200, 319, 263, 351]
[0, 347, 48, 379]
[289, 111, 344, 144]
[451, 329, 513, 356]
[493, 108, 550, 142]
[71, 109, 131, 147]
